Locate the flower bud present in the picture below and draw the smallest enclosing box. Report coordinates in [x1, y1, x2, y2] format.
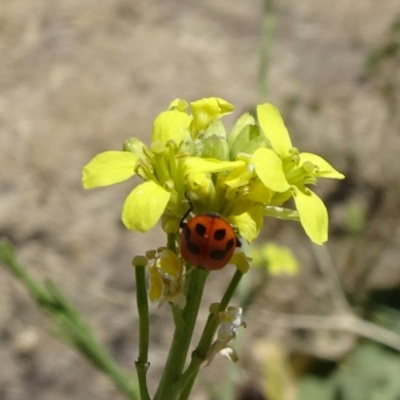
[185, 172, 215, 209]
[132, 255, 148, 267]
[123, 137, 145, 157]
[230, 124, 270, 159]
[201, 135, 230, 161]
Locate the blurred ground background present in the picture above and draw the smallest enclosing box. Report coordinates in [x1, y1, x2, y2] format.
[1, 0, 400, 399]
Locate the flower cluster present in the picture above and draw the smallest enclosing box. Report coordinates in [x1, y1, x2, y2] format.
[83, 97, 344, 247]
[82, 97, 344, 372]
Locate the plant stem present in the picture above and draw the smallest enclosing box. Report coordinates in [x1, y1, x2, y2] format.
[134, 264, 151, 400]
[176, 269, 244, 399]
[154, 267, 209, 400]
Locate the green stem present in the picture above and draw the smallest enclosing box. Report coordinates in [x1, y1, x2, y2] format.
[134, 265, 151, 400]
[176, 269, 244, 399]
[154, 267, 209, 400]
[167, 233, 177, 252]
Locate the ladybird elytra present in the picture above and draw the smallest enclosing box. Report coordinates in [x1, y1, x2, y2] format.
[179, 211, 241, 271]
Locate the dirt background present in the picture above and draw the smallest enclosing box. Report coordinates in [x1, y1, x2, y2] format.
[1, 0, 400, 399]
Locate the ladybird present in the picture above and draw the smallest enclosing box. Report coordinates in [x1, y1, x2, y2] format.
[180, 209, 241, 271]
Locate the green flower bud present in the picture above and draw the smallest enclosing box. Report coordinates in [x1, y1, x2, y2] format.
[229, 124, 270, 159]
[201, 135, 230, 161]
[228, 112, 255, 146]
[180, 139, 201, 157]
[204, 120, 227, 138]
[123, 137, 145, 157]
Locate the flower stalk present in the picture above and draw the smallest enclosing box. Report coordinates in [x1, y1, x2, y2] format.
[154, 268, 209, 400]
[175, 269, 244, 399]
[134, 260, 151, 400]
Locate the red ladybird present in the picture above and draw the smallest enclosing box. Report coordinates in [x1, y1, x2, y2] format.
[180, 209, 241, 271]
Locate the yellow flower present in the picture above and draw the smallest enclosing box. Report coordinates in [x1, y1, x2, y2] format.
[82, 97, 240, 234]
[256, 103, 345, 244]
[82, 97, 344, 270]
[251, 243, 299, 275]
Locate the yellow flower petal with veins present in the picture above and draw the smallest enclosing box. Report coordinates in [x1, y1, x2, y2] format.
[184, 157, 244, 176]
[82, 151, 138, 189]
[122, 181, 171, 232]
[152, 109, 192, 144]
[293, 188, 328, 245]
[252, 148, 290, 193]
[229, 204, 264, 243]
[299, 153, 345, 179]
[247, 181, 273, 203]
[257, 103, 292, 159]
[148, 266, 163, 302]
[169, 98, 189, 112]
[156, 249, 181, 280]
[190, 98, 234, 136]
[224, 164, 254, 189]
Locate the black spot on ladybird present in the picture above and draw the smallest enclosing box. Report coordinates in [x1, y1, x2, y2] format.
[213, 228, 227, 241]
[210, 249, 226, 260]
[187, 241, 201, 255]
[194, 223, 207, 237]
[225, 238, 235, 252]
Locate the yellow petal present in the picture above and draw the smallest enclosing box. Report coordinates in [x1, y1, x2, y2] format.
[190, 98, 234, 135]
[186, 172, 216, 204]
[148, 266, 163, 302]
[300, 153, 345, 179]
[252, 243, 299, 275]
[247, 181, 273, 203]
[224, 164, 254, 189]
[169, 98, 189, 112]
[82, 151, 138, 189]
[152, 109, 192, 144]
[230, 252, 252, 274]
[252, 148, 290, 192]
[184, 157, 245, 176]
[293, 189, 328, 245]
[122, 181, 171, 232]
[230, 204, 264, 243]
[257, 103, 292, 158]
[157, 249, 182, 280]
